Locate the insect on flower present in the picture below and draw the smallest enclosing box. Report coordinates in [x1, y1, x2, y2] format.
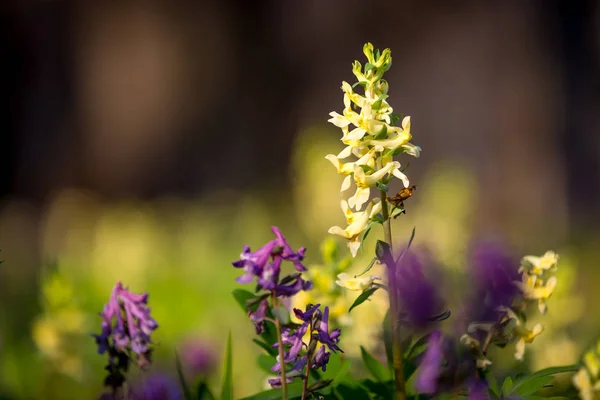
[387, 185, 417, 217]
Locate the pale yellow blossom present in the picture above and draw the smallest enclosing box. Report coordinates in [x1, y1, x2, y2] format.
[328, 199, 381, 257]
[335, 272, 379, 291]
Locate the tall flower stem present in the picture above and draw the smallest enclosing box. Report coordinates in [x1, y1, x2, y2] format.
[301, 321, 314, 400]
[380, 189, 407, 400]
[272, 291, 289, 400]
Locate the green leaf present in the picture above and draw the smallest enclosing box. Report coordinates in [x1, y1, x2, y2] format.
[390, 207, 405, 219]
[513, 375, 554, 396]
[196, 382, 216, 400]
[358, 379, 394, 399]
[349, 287, 378, 313]
[511, 364, 579, 394]
[272, 306, 290, 325]
[364, 63, 375, 72]
[374, 49, 381, 61]
[232, 289, 257, 312]
[405, 333, 432, 360]
[175, 352, 194, 400]
[307, 379, 334, 392]
[395, 227, 416, 264]
[335, 382, 371, 400]
[373, 124, 388, 140]
[359, 164, 376, 173]
[356, 257, 378, 277]
[501, 376, 513, 396]
[253, 339, 277, 356]
[220, 332, 233, 400]
[240, 381, 304, 400]
[360, 346, 392, 382]
[487, 373, 500, 397]
[257, 354, 275, 374]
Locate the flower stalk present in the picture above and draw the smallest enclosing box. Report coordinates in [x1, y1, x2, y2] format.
[272, 291, 289, 400]
[380, 190, 406, 400]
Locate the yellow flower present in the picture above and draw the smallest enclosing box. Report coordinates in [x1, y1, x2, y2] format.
[349, 161, 407, 210]
[573, 367, 600, 400]
[515, 274, 557, 314]
[520, 251, 559, 275]
[503, 307, 544, 361]
[328, 199, 381, 257]
[335, 272, 379, 291]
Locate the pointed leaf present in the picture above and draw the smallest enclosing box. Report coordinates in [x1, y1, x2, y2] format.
[220, 332, 233, 400]
[360, 346, 391, 382]
[427, 309, 451, 322]
[232, 289, 257, 312]
[356, 257, 378, 277]
[196, 382, 216, 400]
[501, 376, 513, 396]
[175, 352, 194, 400]
[349, 287, 378, 313]
[513, 375, 554, 396]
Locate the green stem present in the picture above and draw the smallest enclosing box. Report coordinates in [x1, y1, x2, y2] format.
[380, 189, 406, 400]
[301, 320, 314, 400]
[272, 292, 289, 400]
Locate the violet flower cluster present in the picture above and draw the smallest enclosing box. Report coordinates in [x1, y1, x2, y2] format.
[93, 281, 158, 391]
[269, 304, 343, 388]
[233, 226, 311, 296]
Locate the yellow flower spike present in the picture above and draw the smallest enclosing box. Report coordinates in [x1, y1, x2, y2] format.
[573, 368, 600, 400]
[350, 161, 402, 210]
[335, 272, 380, 291]
[585, 351, 600, 379]
[328, 199, 381, 257]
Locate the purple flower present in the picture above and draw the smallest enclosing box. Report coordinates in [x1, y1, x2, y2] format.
[312, 346, 331, 372]
[293, 303, 320, 322]
[268, 376, 294, 388]
[275, 275, 313, 297]
[179, 338, 218, 377]
[272, 226, 307, 271]
[233, 241, 278, 284]
[248, 299, 269, 334]
[317, 307, 343, 354]
[232, 227, 308, 285]
[466, 241, 520, 327]
[390, 251, 445, 329]
[93, 282, 158, 370]
[267, 304, 342, 389]
[467, 379, 490, 400]
[415, 331, 444, 394]
[131, 374, 183, 400]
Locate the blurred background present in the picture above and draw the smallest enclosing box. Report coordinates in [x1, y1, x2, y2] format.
[1, 1, 600, 399]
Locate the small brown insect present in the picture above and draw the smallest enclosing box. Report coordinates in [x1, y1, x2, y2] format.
[387, 185, 417, 217]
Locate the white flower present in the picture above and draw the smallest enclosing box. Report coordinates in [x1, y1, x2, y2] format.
[335, 273, 379, 291]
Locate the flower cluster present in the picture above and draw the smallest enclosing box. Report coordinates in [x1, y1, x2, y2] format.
[574, 344, 600, 400]
[463, 249, 559, 363]
[326, 43, 421, 256]
[269, 304, 343, 388]
[93, 281, 158, 390]
[233, 226, 311, 296]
